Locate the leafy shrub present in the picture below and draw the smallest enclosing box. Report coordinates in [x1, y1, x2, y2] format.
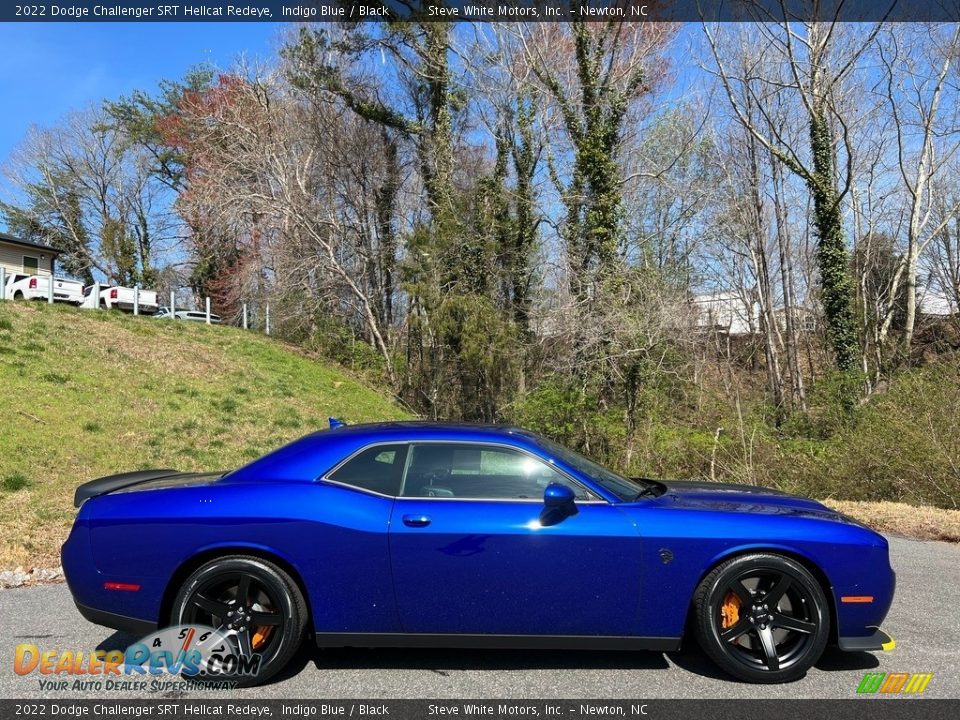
[811, 363, 960, 508]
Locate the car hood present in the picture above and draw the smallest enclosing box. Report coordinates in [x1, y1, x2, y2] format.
[651, 479, 851, 522]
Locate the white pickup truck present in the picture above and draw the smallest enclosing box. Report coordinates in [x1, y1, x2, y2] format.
[79, 283, 159, 314]
[3, 273, 84, 305]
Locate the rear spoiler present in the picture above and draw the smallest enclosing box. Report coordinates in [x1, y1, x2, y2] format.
[74, 469, 180, 508]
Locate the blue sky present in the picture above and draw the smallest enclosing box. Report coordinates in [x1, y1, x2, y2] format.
[0, 22, 279, 167]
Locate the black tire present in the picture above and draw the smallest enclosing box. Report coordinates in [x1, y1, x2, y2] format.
[693, 553, 830, 683]
[13, 291, 23, 301]
[170, 555, 307, 687]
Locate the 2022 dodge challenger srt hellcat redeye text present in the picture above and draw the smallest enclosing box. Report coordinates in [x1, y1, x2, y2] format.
[62, 422, 896, 685]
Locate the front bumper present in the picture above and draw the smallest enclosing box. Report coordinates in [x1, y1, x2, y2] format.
[838, 628, 896, 652]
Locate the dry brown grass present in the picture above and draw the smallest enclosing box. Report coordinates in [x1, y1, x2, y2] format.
[823, 499, 960, 543]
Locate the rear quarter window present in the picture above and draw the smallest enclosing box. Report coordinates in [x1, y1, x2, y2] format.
[326, 444, 408, 496]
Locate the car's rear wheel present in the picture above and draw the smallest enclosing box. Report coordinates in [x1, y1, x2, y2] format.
[171, 556, 307, 687]
[693, 553, 829, 683]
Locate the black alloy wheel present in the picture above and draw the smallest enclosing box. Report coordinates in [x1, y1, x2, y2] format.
[171, 555, 306, 687]
[694, 553, 830, 683]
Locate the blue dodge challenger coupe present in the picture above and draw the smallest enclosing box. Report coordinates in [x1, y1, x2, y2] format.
[62, 422, 895, 685]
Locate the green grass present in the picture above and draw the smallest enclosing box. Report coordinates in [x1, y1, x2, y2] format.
[2, 473, 31, 492]
[0, 301, 410, 569]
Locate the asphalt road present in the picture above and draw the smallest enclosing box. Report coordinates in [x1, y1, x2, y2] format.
[0, 536, 957, 700]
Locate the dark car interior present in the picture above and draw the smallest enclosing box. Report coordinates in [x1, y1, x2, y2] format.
[327, 442, 591, 501]
[403, 444, 574, 500]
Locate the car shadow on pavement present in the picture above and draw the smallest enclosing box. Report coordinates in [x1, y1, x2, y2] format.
[90, 631, 877, 687]
[309, 646, 672, 674]
[667, 643, 880, 683]
[664, 645, 732, 681]
[92, 630, 319, 689]
[814, 647, 880, 672]
[96, 631, 140, 652]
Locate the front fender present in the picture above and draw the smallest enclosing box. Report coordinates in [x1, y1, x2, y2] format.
[625, 505, 894, 640]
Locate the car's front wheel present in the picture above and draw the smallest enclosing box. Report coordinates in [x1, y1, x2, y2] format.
[693, 553, 830, 683]
[171, 555, 307, 687]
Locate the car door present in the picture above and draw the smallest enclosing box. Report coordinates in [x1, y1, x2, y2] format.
[310, 443, 408, 633]
[388, 442, 643, 637]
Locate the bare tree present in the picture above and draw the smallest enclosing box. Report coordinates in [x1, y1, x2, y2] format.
[928, 172, 960, 314]
[173, 69, 398, 381]
[704, 18, 884, 393]
[516, 20, 676, 300]
[877, 24, 960, 353]
[2, 108, 170, 284]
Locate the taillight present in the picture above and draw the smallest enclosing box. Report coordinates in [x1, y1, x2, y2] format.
[29, 278, 37, 289]
[110, 289, 118, 299]
[103, 581, 141, 592]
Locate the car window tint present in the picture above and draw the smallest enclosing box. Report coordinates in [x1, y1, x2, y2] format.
[401, 444, 594, 500]
[327, 444, 406, 496]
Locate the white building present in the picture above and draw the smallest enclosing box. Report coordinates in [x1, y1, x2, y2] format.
[0, 231, 61, 278]
[918, 287, 958, 317]
[691, 291, 760, 336]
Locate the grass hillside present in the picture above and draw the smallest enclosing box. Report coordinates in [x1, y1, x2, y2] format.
[0, 301, 410, 569]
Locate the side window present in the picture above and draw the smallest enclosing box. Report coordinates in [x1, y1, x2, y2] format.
[327, 444, 407, 496]
[401, 444, 594, 500]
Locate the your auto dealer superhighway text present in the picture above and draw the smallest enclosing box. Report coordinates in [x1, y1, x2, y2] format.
[27, 5, 275, 18]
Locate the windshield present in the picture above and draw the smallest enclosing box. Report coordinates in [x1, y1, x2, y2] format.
[536, 436, 661, 502]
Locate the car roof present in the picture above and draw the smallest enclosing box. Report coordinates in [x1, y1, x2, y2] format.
[330, 420, 522, 431]
[226, 422, 546, 483]
[306, 421, 547, 446]
[319, 421, 544, 443]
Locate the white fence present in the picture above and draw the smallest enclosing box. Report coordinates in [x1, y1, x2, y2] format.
[0, 268, 270, 334]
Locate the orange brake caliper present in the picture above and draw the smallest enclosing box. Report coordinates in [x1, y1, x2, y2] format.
[251, 626, 274, 650]
[721, 591, 742, 630]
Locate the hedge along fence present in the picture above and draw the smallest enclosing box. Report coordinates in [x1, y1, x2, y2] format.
[0, 267, 272, 334]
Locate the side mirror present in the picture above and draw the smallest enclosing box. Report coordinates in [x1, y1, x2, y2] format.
[543, 482, 576, 508]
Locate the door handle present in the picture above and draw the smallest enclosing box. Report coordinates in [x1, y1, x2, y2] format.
[402, 514, 432, 528]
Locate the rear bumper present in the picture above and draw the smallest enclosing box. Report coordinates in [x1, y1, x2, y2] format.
[115, 301, 159, 313]
[25, 291, 82, 303]
[838, 628, 895, 652]
[62, 521, 159, 639]
[75, 600, 156, 637]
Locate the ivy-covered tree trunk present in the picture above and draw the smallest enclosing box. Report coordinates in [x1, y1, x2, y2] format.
[506, 99, 538, 333]
[563, 23, 632, 301]
[374, 131, 400, 331]
[809, 111, 861, 376]
[528, 22, 658, 303]
[420, 22, 460, 285]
